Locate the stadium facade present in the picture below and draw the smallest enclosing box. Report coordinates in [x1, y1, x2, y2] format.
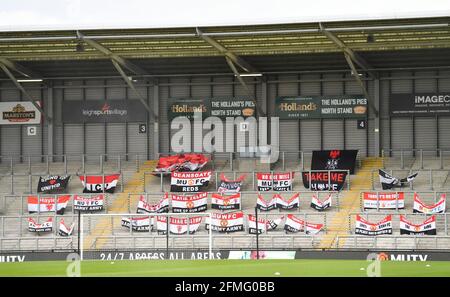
[0, 16, 450, 261]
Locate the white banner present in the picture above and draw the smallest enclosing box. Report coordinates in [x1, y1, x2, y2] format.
[283, 214, 323, 235]
[58, 219, 75, 236]
[205, 212, 244, 233]
[400, 215, 436, 235]
[211, 193, 241, 211]
[413, 193, 446, 214]
[355, 215, 393, 236]
[73, 194, 104, 211]
[0, 101, 41, 125]
[310, 194, 332, 211]
[121, 216, 152, 232]
[170, 171, 212, 192]
[171, 192, 208, 213]
[28, 217, 53, 233]
[362, 192, 405, 210]
[136, 193, 169, 214]
[156, 216, 203, 234]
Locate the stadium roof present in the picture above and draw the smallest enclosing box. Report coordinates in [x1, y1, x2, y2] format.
[0, 16, 450, 79]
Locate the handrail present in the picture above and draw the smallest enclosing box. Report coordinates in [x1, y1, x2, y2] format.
[335, 235, 450, 250]
[143, 169, 351, 192]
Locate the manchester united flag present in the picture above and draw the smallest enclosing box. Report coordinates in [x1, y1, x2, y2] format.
[171, 192, 208, 213]
[400, 215, 436, 235]
[211, 193, 241, 210]
[170, 171, 212, 192]
[355, 215, 393, 236]
[156, 216, 203, 235]
[205, 212, 244, 233]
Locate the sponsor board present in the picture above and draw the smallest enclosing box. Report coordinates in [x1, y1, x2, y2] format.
[390, 93, 450, 116]
[0, 101, 42, 125]
[228, 251, 296, 260]
[275, 96, 367, 119]
[168, 97, 255, 120]
[2, 250, 450, 262]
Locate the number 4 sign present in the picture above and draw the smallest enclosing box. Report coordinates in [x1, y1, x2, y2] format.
[357, 119, 366, 130]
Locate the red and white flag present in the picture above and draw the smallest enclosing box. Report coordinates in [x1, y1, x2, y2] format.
[137, 193, 169, 214]
[257, 172, 294, 191]
[27, 195, 70, 215]
[400, 215, 436, 235]
[205, 212, 244, 233]
[58, 219, 75, 236]
[28, 217, 53, 233]
[156, 216, 203, 235]
[310, 194, 332, 211]
[355, 215, 393, 236]
[79, 174, 120, 193]
[73, 194, 104, 211]
[284, 214, 323, 235]
[121, 216, 152, 232]
[247, 214, 283, 234]
[211, 193, 241, 211]
[171, 192, 208, 213]
[362, 192, 405, 210]
[413, 193, 446, 214]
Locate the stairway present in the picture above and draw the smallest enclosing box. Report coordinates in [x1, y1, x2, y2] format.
[319, 157, 383, 249]
[83, 160, 157, 250]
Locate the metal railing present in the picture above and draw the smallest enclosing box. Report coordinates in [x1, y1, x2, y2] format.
[86, 234, 322, 251]
[381, 149, 450, 170]
[0, 172, 125, 194]
[127, 191, 340, 212]
[0, 213, 80, 238]
[0, 153, 147, 174]
[0, 193, 112, 215]
[335, 235, 450, 250]
[143, 170, 351, 192]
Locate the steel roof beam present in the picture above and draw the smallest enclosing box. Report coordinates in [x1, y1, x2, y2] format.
[77, 31, 148, 76]
[225, 57, 265, 117]
[319, 23, 376, 78]
[343, 53, 379, 117]
[0, 57, 41, 78]
[196, 27, 258, 73]
[0, 62, 52, 122]
[111, 59, 157, 121]
[0, 22, 447, 42]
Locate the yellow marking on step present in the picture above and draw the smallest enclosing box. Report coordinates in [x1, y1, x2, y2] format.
[83, 160, 159, 250]
[319, 158, 383, 249]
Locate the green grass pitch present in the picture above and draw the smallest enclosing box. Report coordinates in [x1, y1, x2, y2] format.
[1, 259, 450, 277]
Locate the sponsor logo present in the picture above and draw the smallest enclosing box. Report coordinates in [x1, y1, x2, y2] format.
[278, 102, 318, 112]
[2, 104, 36, 123]
[376, 252, 429, 261]
[415, 95, 450, 104]
[82, 103, 127, 117]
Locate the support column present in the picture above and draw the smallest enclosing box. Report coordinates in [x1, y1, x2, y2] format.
[374, 78, 381, 157]
[47, 84, 54, 161]
[153, 82, 159, 160]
